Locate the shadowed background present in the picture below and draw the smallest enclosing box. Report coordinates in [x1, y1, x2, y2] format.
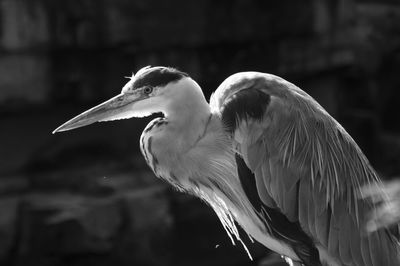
[1, 0, 400, 265]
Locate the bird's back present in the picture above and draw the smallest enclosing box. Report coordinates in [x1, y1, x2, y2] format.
[212, 71, 400, 266]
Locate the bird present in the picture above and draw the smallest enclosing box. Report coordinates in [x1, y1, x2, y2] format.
[53, 66, 399, 266]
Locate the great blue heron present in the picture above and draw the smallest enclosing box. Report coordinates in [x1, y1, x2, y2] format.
[53, 66, 399, 266]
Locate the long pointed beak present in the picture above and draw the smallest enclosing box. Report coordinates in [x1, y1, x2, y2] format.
[53, 92, 142, 134]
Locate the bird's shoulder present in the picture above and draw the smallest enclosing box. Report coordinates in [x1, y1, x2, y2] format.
[211, 71, 378, 193]
[210, 71, 312, 114]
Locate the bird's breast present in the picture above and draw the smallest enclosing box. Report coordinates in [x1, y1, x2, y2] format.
[140, 130, 194, 191]
[141, 116, 299, 261]
[198, 182, 300, 261]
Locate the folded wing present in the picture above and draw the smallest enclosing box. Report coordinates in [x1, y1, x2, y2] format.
[211, 72, 399, 266]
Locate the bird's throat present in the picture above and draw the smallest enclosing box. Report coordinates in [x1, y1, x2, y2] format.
[163, 93, 212, 150]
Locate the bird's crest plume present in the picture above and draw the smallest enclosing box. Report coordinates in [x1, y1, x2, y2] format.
[124, 66, 152, 80]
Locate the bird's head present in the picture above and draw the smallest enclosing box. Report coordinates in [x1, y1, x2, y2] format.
[53, 66, 198, 133]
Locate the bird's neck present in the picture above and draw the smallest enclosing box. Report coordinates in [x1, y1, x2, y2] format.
[163, 81, 212, 149]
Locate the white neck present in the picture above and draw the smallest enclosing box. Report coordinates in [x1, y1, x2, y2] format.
[163, 78, 212, 148]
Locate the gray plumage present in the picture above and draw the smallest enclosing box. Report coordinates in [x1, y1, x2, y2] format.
[54, 66, 400, 266]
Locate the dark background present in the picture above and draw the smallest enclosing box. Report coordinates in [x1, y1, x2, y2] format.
[1, 0, 400, 265]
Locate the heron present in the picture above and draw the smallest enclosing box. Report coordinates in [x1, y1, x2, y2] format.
[53, 66, 399, 266]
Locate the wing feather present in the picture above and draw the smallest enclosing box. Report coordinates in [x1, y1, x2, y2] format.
[270, 163, 284, 209]
[338, 206, 353, 265]
[349, 221, 364, 266]
[307, 189, 318, 245]
[360, 234, 373, 266]
[327, 203, 340, 259]
[213, 72, 399, 265]
[369, 232, 381, 266]
[313, 182, 330, 248]
[376, 232, 389, 266]
[281, 176, 299, 222]
[254, 159, 277, 208]
[260, 158, 274, 205]
[298, 178, 311, 235]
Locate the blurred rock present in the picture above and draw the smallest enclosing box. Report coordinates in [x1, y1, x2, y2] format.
[22, 193, 121, 255]
[0, 197, 19, 262]
[0, 176, 29, 195]
[0, 0, 49, 50]
[300, 73, 342, 117]
[27, 158, 163, 196]
[378, 133, 400, 176]
[104, 0, 206, 48]
[9, 184, 174, 265]
[122, 185, 172, 229]
[0, 108, 149, 178]
[0, 54, 50, 105]
[341, 109, 380, 162]
[97, 171, 163, 193]
[278, 39, 355, 76]
[118, 185, 174, 266]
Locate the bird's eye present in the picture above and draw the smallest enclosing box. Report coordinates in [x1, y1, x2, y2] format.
[143, 86, 153, 95]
